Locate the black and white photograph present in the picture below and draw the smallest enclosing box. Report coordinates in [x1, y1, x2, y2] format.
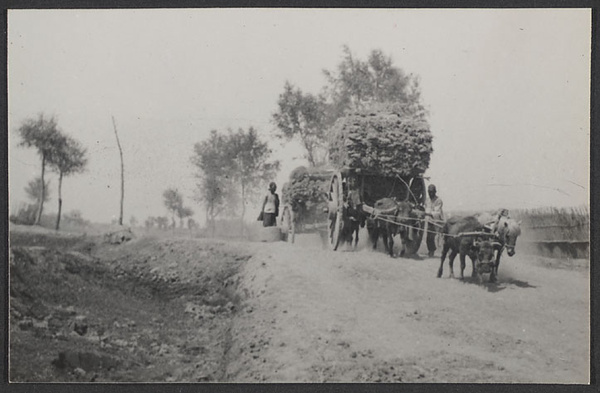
[7, 8, 591, 383]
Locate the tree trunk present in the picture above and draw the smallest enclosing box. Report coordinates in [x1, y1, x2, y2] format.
[240, 182, 246, 238]
[303, 139, 316, 167]
[35, 153, 46, 225]
[205, 205, 210, 231]
[208, 204, 215, 237]
[55, 172, 63, 230]
[112, 116, 125, 226]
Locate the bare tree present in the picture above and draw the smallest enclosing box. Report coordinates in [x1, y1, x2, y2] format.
[112, 116, 125, 226]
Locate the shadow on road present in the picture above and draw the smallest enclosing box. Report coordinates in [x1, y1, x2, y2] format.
[484, 283, 507, 293]
[457, 276, 536, 293]
[503, 279, 537, 289]
[483, 279, 537, 293]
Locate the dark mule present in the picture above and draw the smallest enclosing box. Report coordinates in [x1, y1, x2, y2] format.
[473, 238, 502, 283]
[366, 198, 414, 257]
[437, 216, 487, 279]
[340, 205, 366, 249]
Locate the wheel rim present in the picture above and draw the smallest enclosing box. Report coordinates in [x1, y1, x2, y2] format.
[289, 209, 296, 244]
[281, 206, 294, 243]
[328, 174, 343, 251]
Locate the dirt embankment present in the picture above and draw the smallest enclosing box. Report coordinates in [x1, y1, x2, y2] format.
[9, 229, 250, 382]
[8, 226, 590, 383]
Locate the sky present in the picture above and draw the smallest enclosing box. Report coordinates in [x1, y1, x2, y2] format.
[8, 8, 591, 224]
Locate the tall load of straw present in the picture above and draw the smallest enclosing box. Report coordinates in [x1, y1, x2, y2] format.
[281, 166, 332, 218]
[328, 107, 433, 177]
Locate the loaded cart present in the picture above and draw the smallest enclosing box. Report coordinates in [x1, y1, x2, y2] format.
[325, 105, 434, 252]
[280, 166, 335, 243]
[326, 168, 427, 252]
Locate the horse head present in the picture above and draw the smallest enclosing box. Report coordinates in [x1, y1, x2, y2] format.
[497, 217, 522, 257]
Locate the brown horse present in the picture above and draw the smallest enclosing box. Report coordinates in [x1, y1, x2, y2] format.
[340, 205, 366, 249]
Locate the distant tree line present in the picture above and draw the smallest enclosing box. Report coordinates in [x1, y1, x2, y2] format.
[12, 46, 423, 236]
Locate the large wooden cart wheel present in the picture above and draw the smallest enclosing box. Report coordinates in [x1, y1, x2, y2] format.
[327, 172, 345, 251]
[280, 204, 295, 243]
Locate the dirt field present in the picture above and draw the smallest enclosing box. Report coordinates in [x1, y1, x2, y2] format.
[8, 224, 590, 383]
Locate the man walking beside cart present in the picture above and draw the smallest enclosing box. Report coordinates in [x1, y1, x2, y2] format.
[424, 184, 444, 257]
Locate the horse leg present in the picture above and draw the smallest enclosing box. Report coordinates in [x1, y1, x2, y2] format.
[491, 249, 501, 283]
[448, 249, 458, 278]
[459, 251, 467, 280]
[382, 231, 392, 257]
[388, 234, 395, 257]
[368, 227, 377, 250]
[469, 254, 478, 278]
[354, 225, 359, 249]
[398, 230, 406, 257]
[437, 242, 449, 278]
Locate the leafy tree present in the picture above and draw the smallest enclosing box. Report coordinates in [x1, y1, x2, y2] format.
[155, 216, 169, 230]
[63, 210, 89, 226]
[192, 128, 280, 236]
[144, 216, 156, 229]
[163, 188, 194, 228]
[9, 202, 38, 225]
[191, 130, 236, 235]
[177, 207, 194, 228]
[17, 114, 64, 225]
[49, 134, 88, 230]
[163, 188, 183, 222]
[272, 46, 425, 168]
[272, 82, 328, 167]
[25, 177, 51, 205]
[187, 218, 198, 230]
[322, 45, 424, 118]
[227, 127, 280, 235]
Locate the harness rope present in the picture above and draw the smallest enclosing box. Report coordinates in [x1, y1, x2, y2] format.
[369, 213, 501, 240]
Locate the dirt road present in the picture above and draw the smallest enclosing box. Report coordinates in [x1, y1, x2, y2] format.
[9, 226, 590, 383]
[225, 233, 589, 383]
